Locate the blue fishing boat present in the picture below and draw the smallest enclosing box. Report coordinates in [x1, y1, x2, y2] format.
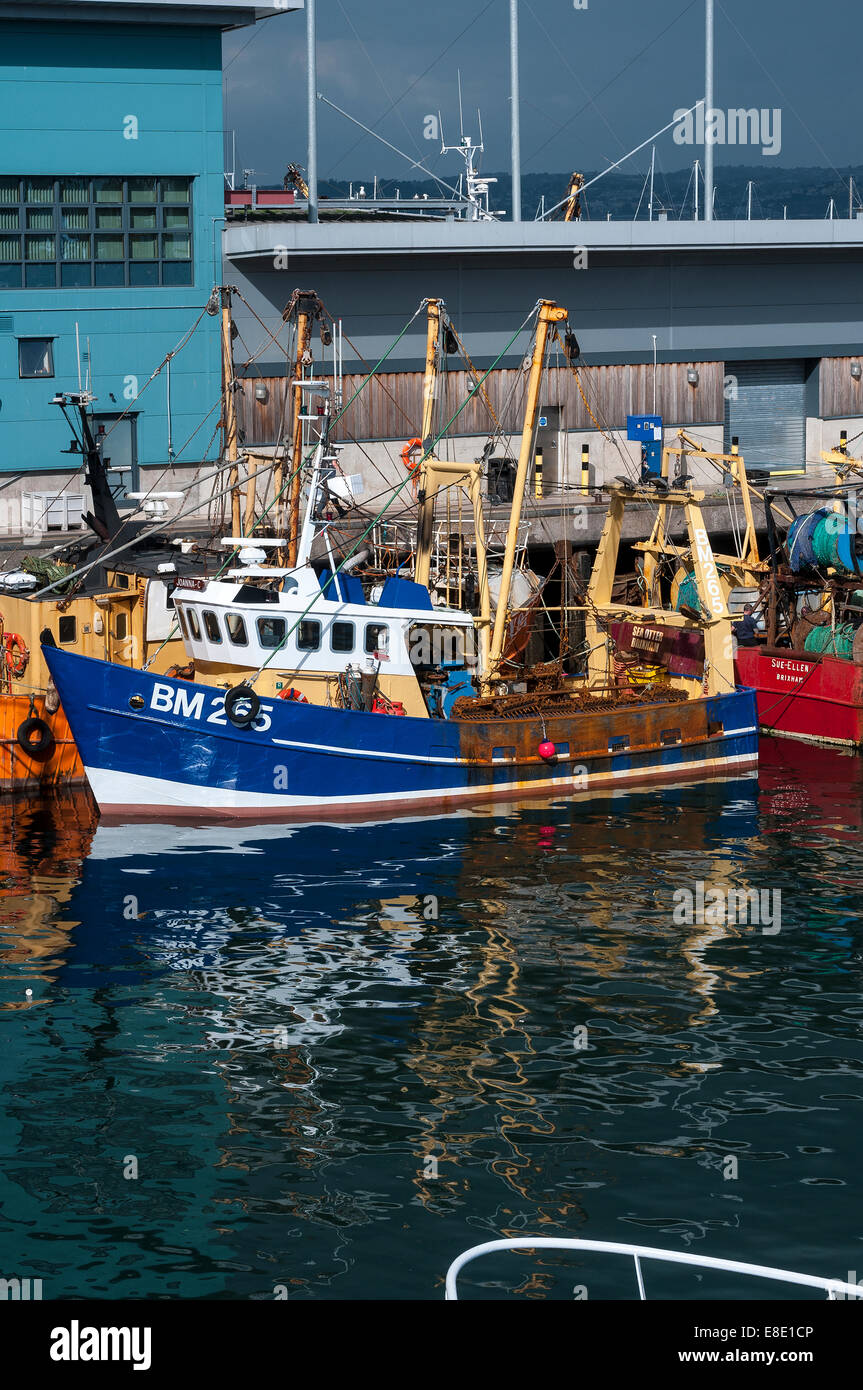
[41, 642, 757, 820]
[40, 299, 758, 820]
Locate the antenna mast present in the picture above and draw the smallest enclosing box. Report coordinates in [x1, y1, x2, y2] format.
[440, 97, 498, 220]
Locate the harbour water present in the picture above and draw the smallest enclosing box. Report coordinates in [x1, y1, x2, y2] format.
[1, 738, 861, 1301]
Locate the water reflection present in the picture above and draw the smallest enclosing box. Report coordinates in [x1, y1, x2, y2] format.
[0, 758, 860, 1298]
[0, 789, 96, 988]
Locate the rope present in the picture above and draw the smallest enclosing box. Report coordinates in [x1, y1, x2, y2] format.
[756, 653, 823, 724]
[101, 303, 209, 444]
[26, 302, 432, 602]
[243, 306, 541, 687]
[449, 321, 501, 433]
[141, 302, 449, 670]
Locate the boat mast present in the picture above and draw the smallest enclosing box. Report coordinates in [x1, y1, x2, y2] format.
[413, 298, 443, 588]
[412, 298, 492, 678]
[487, 300, 567, 681]
[295, 434, 327, 569]
[286, 293, 315, 567]
[220, 285, 242, 537]
[51, 390, 123, 542]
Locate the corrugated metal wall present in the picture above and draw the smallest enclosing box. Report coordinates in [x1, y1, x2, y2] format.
[820, 357, 863, 419]
[724, 360, 806, 471]
[238, 361, 724, 446]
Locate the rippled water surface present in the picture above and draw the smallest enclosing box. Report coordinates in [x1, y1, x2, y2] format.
[1, 737, 862, 1300]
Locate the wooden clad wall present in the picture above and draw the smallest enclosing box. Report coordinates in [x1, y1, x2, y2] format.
[819, 357, 863, 419]
[239, 360, 724, 445]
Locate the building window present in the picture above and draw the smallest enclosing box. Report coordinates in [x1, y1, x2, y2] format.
[0, 176, 194, 289]
[18, 338, 54, 379]
[93, 414, 139, 500]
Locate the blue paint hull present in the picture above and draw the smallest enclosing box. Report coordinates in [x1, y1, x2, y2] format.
[43, 646, 759, 821]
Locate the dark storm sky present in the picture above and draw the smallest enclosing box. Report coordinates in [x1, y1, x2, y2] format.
[222, 0, 860, 186]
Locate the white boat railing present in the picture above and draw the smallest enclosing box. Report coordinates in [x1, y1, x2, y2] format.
[445, 1238, 863, 1301]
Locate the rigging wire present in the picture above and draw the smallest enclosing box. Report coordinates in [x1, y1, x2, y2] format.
[244, 305, 542, 684]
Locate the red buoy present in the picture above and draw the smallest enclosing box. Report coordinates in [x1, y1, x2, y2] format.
[538, 740, 556, 761]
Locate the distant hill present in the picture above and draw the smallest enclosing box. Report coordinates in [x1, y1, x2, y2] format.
[319, 166, 863, 222]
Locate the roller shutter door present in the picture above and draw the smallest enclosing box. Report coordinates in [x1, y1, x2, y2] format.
[723, 359, 806, 472]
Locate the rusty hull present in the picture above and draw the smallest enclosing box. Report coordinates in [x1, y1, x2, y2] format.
[457, 693, 718, 773]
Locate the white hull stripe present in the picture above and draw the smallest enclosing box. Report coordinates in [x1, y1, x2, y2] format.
[85, 751, 759, 813]
[268, 724, 758, 765]
[270, 736, 460, 764]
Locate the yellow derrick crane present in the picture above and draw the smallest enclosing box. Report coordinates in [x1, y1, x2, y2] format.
[284, 163, 309, 198]
[413, 299, 567, 691]
[563, 172, 585, 222]
[821, 431, 863, 483]
[586, 483, 736, 699]
[634, 430, 781, 610]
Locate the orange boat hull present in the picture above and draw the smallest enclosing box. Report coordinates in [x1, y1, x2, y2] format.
[0, 695, 85, 792]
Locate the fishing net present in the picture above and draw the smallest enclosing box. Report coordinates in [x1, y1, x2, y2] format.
[451, 683, 689, 722]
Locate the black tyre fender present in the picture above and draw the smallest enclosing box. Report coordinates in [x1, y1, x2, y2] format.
[224, 684, 260, 729]
[17, 715, 55, 758]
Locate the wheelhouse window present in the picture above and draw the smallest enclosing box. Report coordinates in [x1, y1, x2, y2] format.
[257, 616, 286, 649]
[186, 607, 201, 641]
[175, 606, 188, 639]
[225, 613, 248, 646]
[365, 623, 389, 659]
[409, 622, 471, 669]
[297, 619, 321, 652]
[18, 337, 54, 379]
[330, 620, 354, 653]
[58, 615, 76, 644]
[202, 610, 222, 643]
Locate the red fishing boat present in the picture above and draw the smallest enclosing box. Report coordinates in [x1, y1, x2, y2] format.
[732, 480, 863, 749]
[734, 645, 863, 748]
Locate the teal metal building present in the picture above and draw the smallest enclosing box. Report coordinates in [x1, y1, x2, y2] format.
[0, 1, 298, 509]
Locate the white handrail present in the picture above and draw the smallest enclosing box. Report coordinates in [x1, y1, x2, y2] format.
[444, 1238, 863, 1301]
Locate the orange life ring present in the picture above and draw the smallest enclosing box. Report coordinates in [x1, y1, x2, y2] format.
[3, 632, 29, 679]
[278, 686, 308, 703]
[400, 438, 423, 474]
